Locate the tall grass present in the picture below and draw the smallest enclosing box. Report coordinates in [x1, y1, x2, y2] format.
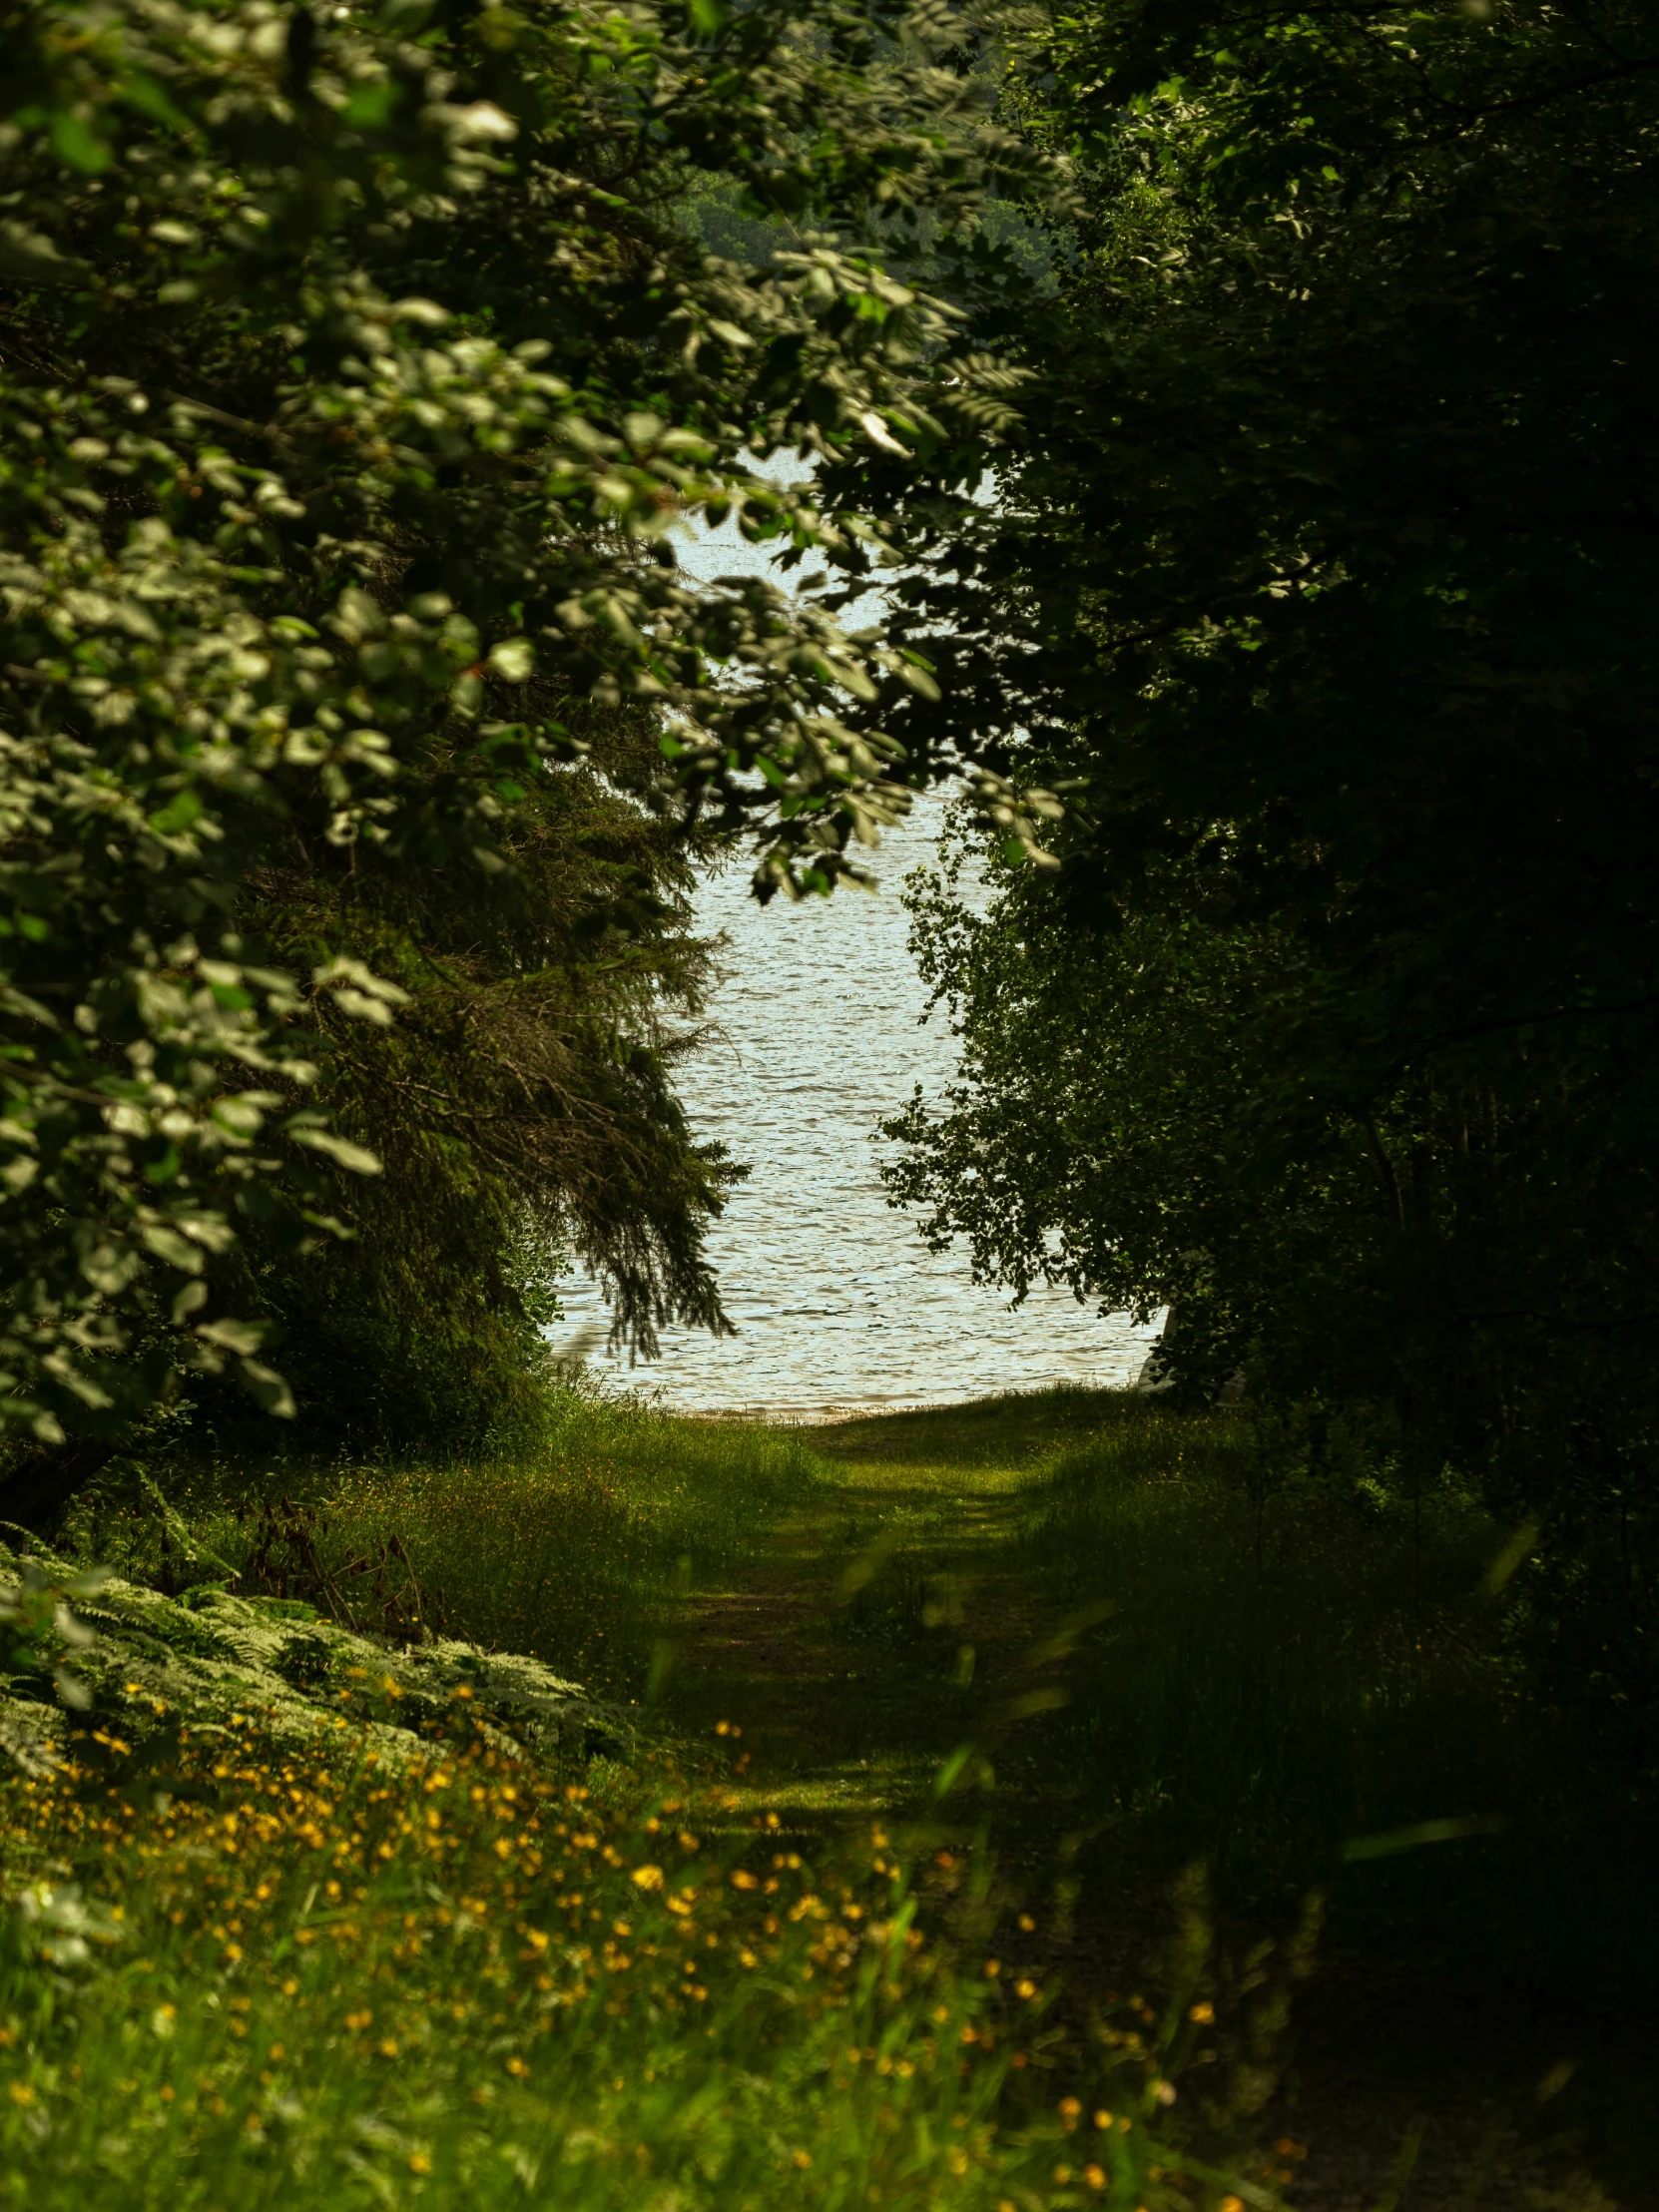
[1005, 1399, 1659, 1989]
[8, 1383, 1651, 2201]
[0, 1388, 1299, 2212]
[0, 1703, 1260, 2211]
[59, 1386, 821, 1702]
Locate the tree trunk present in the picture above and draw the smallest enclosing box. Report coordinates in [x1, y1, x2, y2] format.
[0, 1438, 121, 1542]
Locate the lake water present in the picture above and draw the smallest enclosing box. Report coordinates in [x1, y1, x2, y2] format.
[554, 488, 1157, 1417]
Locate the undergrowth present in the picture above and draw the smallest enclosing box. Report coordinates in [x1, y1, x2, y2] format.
[55, 1387, 818, 1702]
[0, 1697, 1288, 2211]
[1002, 1402, 1657, 1991]
[6, 1383, 1655, 2206]
[790, 1392, 1659, 1997]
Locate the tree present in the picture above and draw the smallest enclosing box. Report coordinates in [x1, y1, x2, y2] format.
[227, 709, 743, 1451]
[884, 835, 1518, 1429]
[0, 0, 1053, 1465]
[881, 841, 1366, 1401]
[871, 2, 1659, 1714]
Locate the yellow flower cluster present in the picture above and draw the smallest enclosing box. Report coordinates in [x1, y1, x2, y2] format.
[0, 1700, 1219, 2210]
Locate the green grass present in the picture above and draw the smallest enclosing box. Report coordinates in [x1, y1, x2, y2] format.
[1006, 1406, 1546, 1947]
[644, 1386, 1657, 2203]
[735, 1391, 1659, 1994]
[61, 1387, 822, 1702]
[10, 1382, 1658, 2208]
[0, 1716, 1257, 2211]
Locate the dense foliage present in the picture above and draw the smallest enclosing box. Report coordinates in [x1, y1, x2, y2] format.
[0, 0, 1061, 1465]
[228, 726, 744, 1447]
[878, 1, 1659, 1734]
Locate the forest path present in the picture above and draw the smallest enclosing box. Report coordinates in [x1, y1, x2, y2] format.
[667, 1398, 1073, 1829]
[663, 1396, 1657, 2212]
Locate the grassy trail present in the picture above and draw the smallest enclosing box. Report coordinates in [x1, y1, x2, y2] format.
[664, 1398, 1658, 2212]
[64, 1383, 1658, 2204]
[671, 1415, 1056, 1826]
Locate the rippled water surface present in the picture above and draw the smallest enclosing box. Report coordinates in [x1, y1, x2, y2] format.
[557, 812, 1154, 1415]
[556, 492, 1155, 1416]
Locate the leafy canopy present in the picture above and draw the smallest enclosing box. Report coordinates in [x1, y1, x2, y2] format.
[879, 0, 1659, 1584]
[0, 0, 1054, 1442]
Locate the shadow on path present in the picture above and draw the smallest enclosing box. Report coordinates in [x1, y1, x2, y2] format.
[661, 1392, 1657, 2212]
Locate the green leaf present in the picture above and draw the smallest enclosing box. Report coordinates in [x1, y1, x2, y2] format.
[289, 1129, 384, 1176]
[49, 110, 112, 175]
[115, 73, 191, 134]
[142, 1227, 205, 1274]
[196, 1317, 270, 1357]
[486, 637, 535, 682]
[237, 1358, 296, 1419]
[0, 220, 86, 286]
[1344, 1817, 1507, 1863]
[342, 80, 401, 129]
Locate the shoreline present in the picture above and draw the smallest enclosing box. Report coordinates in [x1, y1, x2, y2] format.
[640, 1381, 1141, 1427]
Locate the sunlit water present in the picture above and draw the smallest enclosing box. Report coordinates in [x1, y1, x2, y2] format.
[554, 485, 1156, 1417]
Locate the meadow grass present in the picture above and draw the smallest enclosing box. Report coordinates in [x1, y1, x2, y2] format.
[788, 1391, 1656, 1992]
[54, 1382, 1659, 1993]
[61, 1387, 822, 1702]
[0, 1685, 1278, 2211]
[693, 1387, 1655, 2202]
[997, 1399, 1659, 1991]
[1008, 1402, 1512, 1893]
[8, 1382, 1655, 2207]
